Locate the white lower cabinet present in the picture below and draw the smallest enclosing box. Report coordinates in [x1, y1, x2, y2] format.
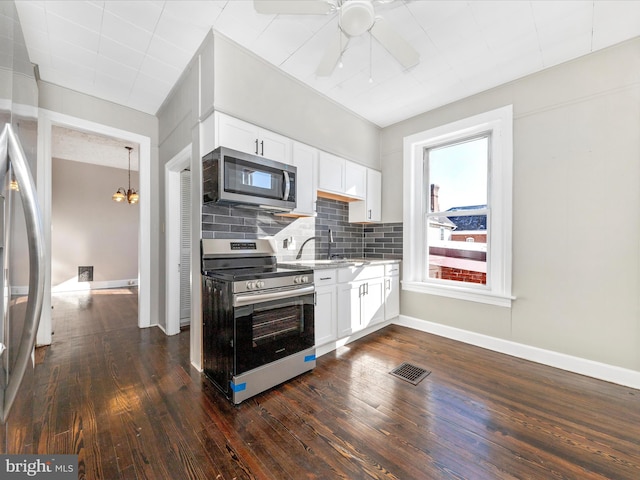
[314, 262, 400, 351]
[314, 270, 337, 346]
[384, 263, 400, 320]
[337, 265, 385, 337]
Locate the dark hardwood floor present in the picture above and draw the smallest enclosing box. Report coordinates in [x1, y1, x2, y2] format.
[29, 288, 640, 479]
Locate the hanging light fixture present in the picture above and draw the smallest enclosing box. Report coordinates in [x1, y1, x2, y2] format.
[112, 146, 139, 204]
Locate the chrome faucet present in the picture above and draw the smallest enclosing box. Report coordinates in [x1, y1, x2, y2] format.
[327, 229, 334, 260]
[295, 236, 321, 259]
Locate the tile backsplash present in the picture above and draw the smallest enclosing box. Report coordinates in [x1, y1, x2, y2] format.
[201, 198, 402, 261]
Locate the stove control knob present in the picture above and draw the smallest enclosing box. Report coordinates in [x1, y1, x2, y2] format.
[246, 281, 255, 290]
[293, 276, 299, 284]
[302, 276, 309, 283]
[256, 280, 265, 288]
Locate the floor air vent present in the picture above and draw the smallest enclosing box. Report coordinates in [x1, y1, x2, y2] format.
[390, 363, 431, 385]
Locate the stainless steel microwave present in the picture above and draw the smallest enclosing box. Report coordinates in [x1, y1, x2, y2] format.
[202, 146, 297, 212]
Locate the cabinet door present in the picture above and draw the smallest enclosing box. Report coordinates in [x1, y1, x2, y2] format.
[344, 161, 366, 199]
[217, 114, 259, 155]
[363, 277, 385, 327]
[337, 282, 361, 337]
[384, 275, 400, 320]
[367, 169, 382, 221]
[315, 285, 337, 346]
[349, 168, 382, 223]
[259, 128, 291, 163]
[291, 142, 317, 216]
[318, 152, 345, 194]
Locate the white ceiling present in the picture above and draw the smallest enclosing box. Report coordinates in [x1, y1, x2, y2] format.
[52, 126, 139, 171]
[15, 0, 640, 129]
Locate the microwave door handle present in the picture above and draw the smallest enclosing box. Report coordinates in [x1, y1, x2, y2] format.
[282, 170, 290, 201]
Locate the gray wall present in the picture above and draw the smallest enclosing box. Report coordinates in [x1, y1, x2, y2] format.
[51, 158, 138, 287]
[212, 34, 380, 167]
[381, 38, 640, 372]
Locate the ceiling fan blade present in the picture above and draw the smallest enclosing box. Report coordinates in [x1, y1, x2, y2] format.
[316, 30, 350, 76]
[254, 0, 335, 15]
[370, 16, 419, 69]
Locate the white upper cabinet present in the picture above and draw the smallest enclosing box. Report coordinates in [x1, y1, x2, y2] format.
[290, 141, 318, 216]
[318, 152, 366, 201]
[215, 112, 291, 164]
[344, 161, 366, 199]
[317, 151, 345, 194]
[259, 128, 291, 164]
[349, 168, 382, 223]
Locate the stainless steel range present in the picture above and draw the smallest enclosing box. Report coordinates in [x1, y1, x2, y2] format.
[200, 238, 315, 404]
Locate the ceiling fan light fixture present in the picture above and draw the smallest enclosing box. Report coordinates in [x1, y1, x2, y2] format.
[339, 0, 375, 36]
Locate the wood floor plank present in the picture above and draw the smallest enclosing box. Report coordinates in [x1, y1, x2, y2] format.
[23, 289, 640, 479]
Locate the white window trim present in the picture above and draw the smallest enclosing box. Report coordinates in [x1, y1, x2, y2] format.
[402, 105, 514, 307]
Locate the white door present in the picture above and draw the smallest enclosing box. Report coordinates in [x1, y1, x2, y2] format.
[179, 170, 191, 325]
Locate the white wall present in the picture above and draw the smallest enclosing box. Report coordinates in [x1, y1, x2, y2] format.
[382, 38, 640, 373]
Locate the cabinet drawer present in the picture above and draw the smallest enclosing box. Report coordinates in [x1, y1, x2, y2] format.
[314, 269, 337, 286]
[385, 263, 400, 276]
[338, 265, 385, 283]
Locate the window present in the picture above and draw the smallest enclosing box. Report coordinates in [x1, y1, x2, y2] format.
[403, 105, 513, 307]
[426, 135, 489, 286]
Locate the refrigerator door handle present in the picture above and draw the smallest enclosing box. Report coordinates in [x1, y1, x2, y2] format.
[0, 124, 45, 423]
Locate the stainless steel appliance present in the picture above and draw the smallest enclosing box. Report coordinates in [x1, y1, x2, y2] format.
[1, 1, 45, 453]
[201, 238, 315, 404]
[202, 146, 297, 212]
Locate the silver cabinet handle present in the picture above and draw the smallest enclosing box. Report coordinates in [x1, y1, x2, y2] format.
[1, 124, 45, 423]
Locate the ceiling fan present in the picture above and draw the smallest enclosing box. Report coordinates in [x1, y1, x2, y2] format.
[254, 0, 420, 76]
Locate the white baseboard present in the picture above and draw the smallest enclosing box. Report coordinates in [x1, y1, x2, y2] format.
[51, 279, 138, 293]
[395, 315, 640, 391]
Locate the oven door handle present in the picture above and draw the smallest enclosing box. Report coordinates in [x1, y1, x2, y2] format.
[233, 285, 314, 307]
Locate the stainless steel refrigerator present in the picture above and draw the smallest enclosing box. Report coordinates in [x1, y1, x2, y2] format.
[0, 1, 45, 454]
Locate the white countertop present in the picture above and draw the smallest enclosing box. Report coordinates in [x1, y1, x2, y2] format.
[279, 258, 401, 270]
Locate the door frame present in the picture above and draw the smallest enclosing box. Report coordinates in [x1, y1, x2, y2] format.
[36, 109, 152, 345]
[164, 144, 191, 336]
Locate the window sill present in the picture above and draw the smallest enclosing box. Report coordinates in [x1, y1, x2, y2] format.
[402, 281, 514, 308]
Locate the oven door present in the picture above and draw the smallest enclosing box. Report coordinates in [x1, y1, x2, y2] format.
[233, 287, 314, 375]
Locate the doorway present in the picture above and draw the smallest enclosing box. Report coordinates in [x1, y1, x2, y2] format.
[165, 144, 191, 336]
[36, 110, 152, 346]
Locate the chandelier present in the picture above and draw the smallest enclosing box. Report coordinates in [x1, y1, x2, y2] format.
[112, 146, 139, 204]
